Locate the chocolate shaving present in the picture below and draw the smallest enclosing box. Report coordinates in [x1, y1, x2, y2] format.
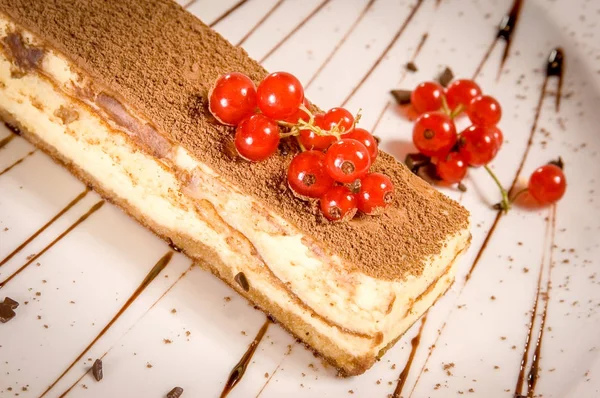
[404, 153, 430, 174]
[457, 182, 467, 192]
[548, 156, 564, 170]
[167, 387, 184, 398]
[92, 359, 103, 381]
[390, 89, 412, 105]
[3, 297, 19, 309]
[234, 272, 250, 292]
[0, 297, 19, 323]
[437, 67, 454, 87]
[405, 62, 418, 72]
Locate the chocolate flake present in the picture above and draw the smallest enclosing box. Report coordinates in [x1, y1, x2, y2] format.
[437, 67, 454, 87]
[3, 297, 19, 309]
[167, 386, 184, 398]
[457, 182, 467, 192]
[234, 272, 250, 292]
[390, 89, 412, 105]
[405, 62, 418, 72]
[92, 359, 103, 381]
[548, 156, 564, 170]
[404, 153, 430, 174]
[0, 297, 19, 323]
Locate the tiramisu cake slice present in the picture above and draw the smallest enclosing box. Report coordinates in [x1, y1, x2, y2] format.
[0, 0, 470, 375]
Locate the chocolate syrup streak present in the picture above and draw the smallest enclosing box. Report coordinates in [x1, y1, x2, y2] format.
[254, 345, 292, 398]
[259, 0, 332, 64]
[371, 33, 429, 133]
[208, 0, 249, 28]
[236, 0, 285, 47]
[0, 134, 15, 149]
[40, 251, 174, 397]
[0, 149, 36, 177]
[57, 263, 191, 398]
[0, 189, 89, 267]
[391, 315, 428, 398]
[472, 0, 524, 80]
[514, 206, 556, 397]
[0, 201, 104, 289]
[220, 320, 271, 398]
[341, 0, 424, 106]
[305, 0, 377, 88]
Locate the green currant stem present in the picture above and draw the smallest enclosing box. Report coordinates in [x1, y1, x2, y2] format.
[484, 165, 511, 212]
[440, 95, 451, 116]
[449, 104, 464, 119]
[296, 136, 306, 152]
[299, 103, 314, 124]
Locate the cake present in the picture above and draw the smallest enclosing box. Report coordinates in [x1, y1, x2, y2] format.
[0, 0, 470, 375]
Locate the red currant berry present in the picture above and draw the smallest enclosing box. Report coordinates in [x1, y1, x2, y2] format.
[320, 186, 357, 221]
[458, 125, 499, 167]
[344, 127, 378, 161]
[357, 173, 394, 215]
[287, 151, 334, 199]
[234, 114, 280, 161]
[209, 72, 257, 125]
[467, 95, 502, 127]
[412, 111, 457, 157]
[322, 107, 354, 133]
[282, 98, 311, 124]
[411, 81, 445, 114]
[445, 79, 482, 110]
[298, 114, 336, 151]
[436, 152, 468, 183]
[491, 126, 504, 148]
[528, 164, 566, 205]
[325, 139, 371, 183]
[257, 71, 304, 120]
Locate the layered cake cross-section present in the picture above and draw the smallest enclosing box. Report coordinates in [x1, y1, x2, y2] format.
[0, 0, 470, 375]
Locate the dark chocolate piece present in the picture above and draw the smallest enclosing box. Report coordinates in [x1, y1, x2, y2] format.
[234, 272, 250, 292]
[405, 62, 418, 72]
[404, 153, 430, 174]
[3, 297, 19, 309]
[437, 67, 454, 87]
[92, 359, 103, 381]
[390, 89, 412, 105]
[0, 305, 16, 323]
[167, 386, 184, 398]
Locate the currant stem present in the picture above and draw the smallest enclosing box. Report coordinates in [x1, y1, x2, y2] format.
[296, 136, 306, 152]
[510, 188, 528, 203]
[440, 95, 451, 116]
[484, 165, 510, 212]
[450, 104, 464, 119]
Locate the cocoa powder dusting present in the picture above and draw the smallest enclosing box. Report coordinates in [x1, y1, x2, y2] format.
[0, 0, 469, 280]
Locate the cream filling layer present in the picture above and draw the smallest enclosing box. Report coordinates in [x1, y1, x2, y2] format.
[0, 16, 470, 357]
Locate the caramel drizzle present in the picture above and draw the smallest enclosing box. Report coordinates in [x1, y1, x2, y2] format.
[39, 251, 174, 397]
[0, 201, 104, 288]
[305, 0, 377, 88]
[208, 0, 249, 28]
[0, 149, 36, 176]
[0, 188, 89, 267]
[236, 0, 285, 47]
[220, 319, 271, 398]
[259, 0, 332, 63]
[391, 315, 428, 398]
[514, 206, 557, 397]
[371, 33, 428, 133]
[341, 0, 425, 106]
[0, 133, 15, 149]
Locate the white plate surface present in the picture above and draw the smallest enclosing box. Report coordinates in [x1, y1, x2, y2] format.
[1, 0, 599, 397]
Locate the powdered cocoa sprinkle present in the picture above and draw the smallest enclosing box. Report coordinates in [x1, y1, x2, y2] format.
[1, 0, 469, 280]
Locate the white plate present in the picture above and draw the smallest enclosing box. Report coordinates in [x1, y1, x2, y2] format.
[1, 0, 599, 397]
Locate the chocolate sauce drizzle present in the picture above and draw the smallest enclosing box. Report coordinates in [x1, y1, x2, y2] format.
[514, 206, 556, 397]
[0, 149, 36, 177]
[220, 319, 271, 398]
[391, 315, 428, 398]
[0, 201, 104, 288]
[0, 133, 15, 149]
[40, 251, 174, 397]
[0, 189, 90, 267]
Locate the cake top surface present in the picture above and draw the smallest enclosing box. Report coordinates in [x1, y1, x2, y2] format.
[0, 0, 469, 280]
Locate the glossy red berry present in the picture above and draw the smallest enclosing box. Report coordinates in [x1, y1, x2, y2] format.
[287, 151, 334, 199]
[357, 173, 394, 215]
[257, 71, 304, 120]
[234, 114, 280, 161]
[458, 125, 499, 167]
[467, 95, 502, 127]
[412, 111, 457, 157]
[325, 139, 371, 183]
[322, 107, 354, 133]
[491, 126, 504, 148]
[320, 186, 357, 221]
[528, 164, 566, 204]
[411, 81, 445, 114]
[344, 127, 378, 161]
[209, 72, 257, 125]
[436, 152, 468, 183]
[282, 97, 311, 124]
[445, 79, 482, 111]
[298, 114, 336, 151]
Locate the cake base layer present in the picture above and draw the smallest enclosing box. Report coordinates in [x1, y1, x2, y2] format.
[0, 15, 470, 375]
